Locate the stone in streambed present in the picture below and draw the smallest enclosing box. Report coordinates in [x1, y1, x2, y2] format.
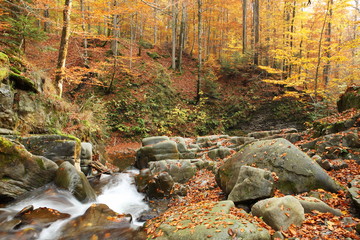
[54, 161, 96, 202]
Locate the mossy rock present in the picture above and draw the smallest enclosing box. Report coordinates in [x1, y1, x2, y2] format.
[9, 72, 38, 93]
[337, 86, 360, 112]
[0, 52, 10, 81]
[139, 40, 154, 49]
[0, 136, 58, 203]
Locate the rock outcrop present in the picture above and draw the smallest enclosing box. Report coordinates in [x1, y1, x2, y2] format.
[0, 136, 58, 203]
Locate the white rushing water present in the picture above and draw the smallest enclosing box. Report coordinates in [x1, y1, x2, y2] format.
[1, 170, 149, 240]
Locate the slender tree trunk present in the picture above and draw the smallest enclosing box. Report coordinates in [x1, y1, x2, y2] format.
[177, 1, 186, 71]
[314, 0, 330, 101]
[171, 0, 178, 70]
[111, 0, 119, 56]
[242, 0, 247, 54]
[80, 0, 89, 67]
[44, 7, 50, 32]
[323, 0, 333, 88]
[196, 0, 202, 104]
[130, 14, 134, 69]
[288, 0, 296, 78]
[55, 0, 73, 98]
[253, 0, 260, 65]
[153, 0, 158, 45]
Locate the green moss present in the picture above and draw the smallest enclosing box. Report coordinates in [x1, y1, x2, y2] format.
[0, 52, 10, 81]
[0, 136, 14, 150]
[147, 52, 161, 59]
[35, 157, 45, 170]
[9, 72, 38, 93]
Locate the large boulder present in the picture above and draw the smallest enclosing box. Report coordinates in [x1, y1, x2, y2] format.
[251, 196, 305, 231]
[54, 161, 96, 202]
[216, 138, 340, 194]
[146, 200, 270, 240]
[0, 136, 58, 203]
[337, 86, 360, 112]
[19, 134, 81, 170]
[216, 138, 341, 195]
[136, 140, 180, 169]
[227, 166, 274, 203]
[149, 160, 197, 183]
[60, 204, 144, 240]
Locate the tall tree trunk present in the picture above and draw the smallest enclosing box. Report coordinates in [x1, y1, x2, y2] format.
[171, 0, 178, 70]
[314, 0, 331, 101]
[288, 0, 296, 78]
[177, 1, 186, 71]
[253, 0, 260, 65]
[111, 0, 119, 56]
[153, 0, 158, 45]
[242, 0, 247, 54]
[323, 0, 333, 88]
[80, 0, 89, 67]
[44, 7, 50, 32]
[196, 0, 202, 104]
[55, 0, 73, 98]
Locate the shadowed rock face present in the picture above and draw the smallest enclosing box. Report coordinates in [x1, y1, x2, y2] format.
[216, 138, 341, 196]
[0, 136, 58, 203]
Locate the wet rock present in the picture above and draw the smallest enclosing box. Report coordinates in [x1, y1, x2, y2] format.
[19, 134, 81, 169]
[272, 231, 285, 240]
[331, 159, 348, 170]
[146, 200, 270, 240]
[296, 197, 342, 216]
[54, 161, 97, 202]
[147, 172, 174, 199]
[0, 136, 58, 203]
[251, 196, 305, 231]
[216, 138, 341, 195]
[60, 203, 143, 240]
[227, 166, 274, 203]
[16, 207, 70, 229]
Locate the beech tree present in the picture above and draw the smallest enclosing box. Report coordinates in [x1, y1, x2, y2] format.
[55, 0, 73, 98]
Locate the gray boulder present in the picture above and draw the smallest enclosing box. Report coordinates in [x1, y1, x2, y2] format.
[0, 136, 58, 203]
[149, 160, 197, 183]
[216, 138, 341, 195]
[251, 196, 305, 231]
[54, 161, 96, 202]
[146, 200, 270, 240]
[142, 136, 170, 146]
[208, 147, 232, 160]
[19, 134, 81, 170]
[80, 142, 92, 175]
[296, 197, 342, 216]
[136, 140, 180, 169]
[349, 176, 360, 211]
[228, 166, 274, 203]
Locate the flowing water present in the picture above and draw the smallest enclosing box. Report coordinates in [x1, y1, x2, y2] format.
[0, 169, 149, 240]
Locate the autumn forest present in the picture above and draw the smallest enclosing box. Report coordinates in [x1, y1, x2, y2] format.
[1, 0, 360, 239]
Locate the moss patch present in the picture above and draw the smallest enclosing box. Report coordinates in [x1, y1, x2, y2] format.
[9, 72, 38, 93]
[0, 52, 10, 81]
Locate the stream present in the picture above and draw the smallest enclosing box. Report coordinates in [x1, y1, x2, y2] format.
[0, 169, 149, 240]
